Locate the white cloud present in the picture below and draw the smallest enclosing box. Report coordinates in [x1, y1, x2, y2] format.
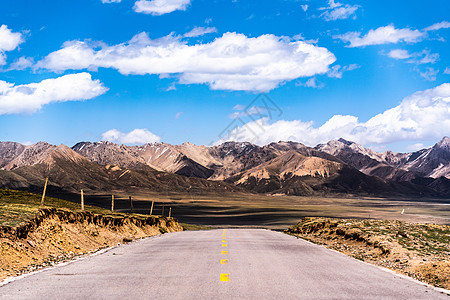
[319, 0, 359, 21]
[101, 0, 121, 3]
[387, 49, 411, 59]
[101, 128, 160, 144]
[133, 0, 190, 15]
[36, 32, 336, 92]
[229, 105, 276, 119]
[327, 64, 359, 78]
[387, 49, 439, 64]
[419, 67, 438, 81]
[423, 21, 450, 32]
[8, 56, 34, 70]
[334, 25, 424, 47]
[301, 4, 308, 12]
[175, 111, 183, 119]
[406, 143, 425, 151]
[0, 73, 108, 115]
[219, 83, 450, 147]
[445, 67, 450, 74]
[0, 25, 24, 66]
[183, 27, 217, 38]
[299, 77, 324, 89]
[411, 50, 439, 64]
[335, 21, 450, 47]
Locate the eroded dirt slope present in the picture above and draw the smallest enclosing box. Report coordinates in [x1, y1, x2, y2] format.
[0, 208, 183, 281]
[286, 217, 450, 290]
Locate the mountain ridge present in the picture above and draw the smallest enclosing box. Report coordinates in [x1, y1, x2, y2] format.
[1, 137, 450, 198]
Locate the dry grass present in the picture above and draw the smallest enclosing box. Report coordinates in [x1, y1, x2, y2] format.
[286, 217, 450, 289]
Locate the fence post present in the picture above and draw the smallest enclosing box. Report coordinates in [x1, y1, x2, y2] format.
[81, 189, 84, 211]
[150, 200, 154, 216]
[41, 177, 48, 206]
[129, 196, 133, 212]
[111, 195, 114, 212]
[169, 207, 172, 218]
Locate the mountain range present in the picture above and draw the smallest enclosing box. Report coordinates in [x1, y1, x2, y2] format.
[1, 137, 450, 198]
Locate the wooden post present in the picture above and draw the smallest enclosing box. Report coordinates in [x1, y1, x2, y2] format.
[129, 196, 133, 212]
[162, 203, 164, 216]
[111, 195, 114, 212]
[81, 189, 84, 211]
[150, 200, 154, 216]
[169, 207, 172, 218]
[41, 177, 48, 206]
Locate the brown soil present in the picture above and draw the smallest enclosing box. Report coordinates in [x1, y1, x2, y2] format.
[286, 217, 450, 290]
[0, 208, 183, 281]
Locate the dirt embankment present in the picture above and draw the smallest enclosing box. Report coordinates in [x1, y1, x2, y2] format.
[0, 208, 183, 281]
[286, 217, 450, 290]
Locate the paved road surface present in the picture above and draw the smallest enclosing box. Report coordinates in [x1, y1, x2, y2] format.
[0, 229, 448, 299]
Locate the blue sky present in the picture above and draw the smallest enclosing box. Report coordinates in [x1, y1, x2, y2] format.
[1, 0, 450, 152]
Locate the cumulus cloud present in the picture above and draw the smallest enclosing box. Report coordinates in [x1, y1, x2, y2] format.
[183, 26, 217, 38]
[8, 56, 34, 70]
[319, 0, 359, 21]
[101, 128, 161, 144]
[36, 32, 336, 92]
[445, 67, 450, 74]
[101, 0, 121, 3]
[301, 4, 308, 12]
[335, 21, 450, 47]
[219, 83, 450, 147]
[133, 0, 190, 15]
[327, 64, 359, 78]
[0, 25, 24, 65]
[0, 73, 108, 115]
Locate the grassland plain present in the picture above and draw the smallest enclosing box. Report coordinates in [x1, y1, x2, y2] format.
[0, 189, 183, 281]
[286, 217, 450, 290]
[84, 190, 450, 229]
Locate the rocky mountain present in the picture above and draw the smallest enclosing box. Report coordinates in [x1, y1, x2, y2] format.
[0, 143, 241, 197]
[72, 141, 215, 179]
[316, 137, 450, 181]
[0, 142, 56, 170]
[226, 150, 437, 197]
[1, 137, 450, 198]
[315, 139, 417, 181]
[400, 137, 450, 178]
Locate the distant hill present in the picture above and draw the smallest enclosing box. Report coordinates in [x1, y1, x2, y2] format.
[1, 137, 450, 198]
[0, 143, 241, 197]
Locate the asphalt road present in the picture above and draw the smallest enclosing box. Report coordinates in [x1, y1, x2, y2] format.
[0, 229, 448, 299]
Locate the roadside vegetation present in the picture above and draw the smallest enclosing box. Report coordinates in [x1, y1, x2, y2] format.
[286, 217, 450, 290]
[0, 188, 183, 281]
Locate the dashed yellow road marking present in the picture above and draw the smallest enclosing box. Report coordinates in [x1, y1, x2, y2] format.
[221, 250, 228, 254]
[220, 259, 229, 264]
[222, 240, 227, 243]
[222, 244, 227, 247]
[220, 273, 230, 282]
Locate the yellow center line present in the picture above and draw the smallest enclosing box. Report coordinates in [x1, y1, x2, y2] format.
[220, 273, 230, 282]
[222, 244, 227, 247]
[221, 250, 228, 254]
[220, 259, 229, 264]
